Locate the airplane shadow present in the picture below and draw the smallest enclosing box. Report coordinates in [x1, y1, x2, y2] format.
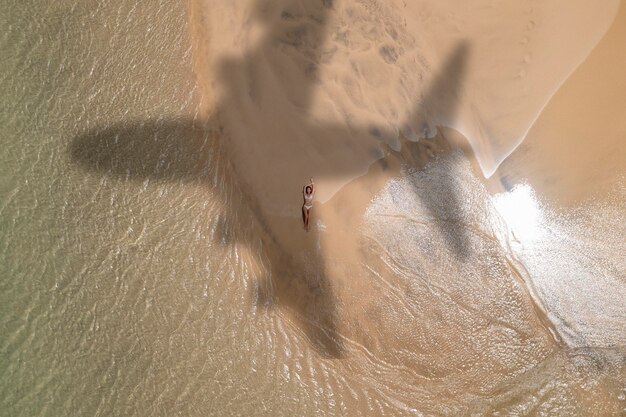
[68, 0, 470, 358]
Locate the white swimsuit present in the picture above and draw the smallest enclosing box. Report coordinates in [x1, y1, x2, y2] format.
[304, 193, 313, 210]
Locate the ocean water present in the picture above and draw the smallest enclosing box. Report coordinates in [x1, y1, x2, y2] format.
[1, 0, 625, 416]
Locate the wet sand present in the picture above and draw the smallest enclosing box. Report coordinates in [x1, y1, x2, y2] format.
[183, 0, 625, 414]
[2, 0, 624, 415]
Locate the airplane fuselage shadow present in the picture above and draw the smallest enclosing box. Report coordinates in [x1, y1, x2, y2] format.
[68, 0, 471, 358]
[69, 116, 345, 358]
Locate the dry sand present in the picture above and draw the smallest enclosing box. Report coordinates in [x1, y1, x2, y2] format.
[183, 0, 625, 413]
[492, 0, 626, 206]
[184, 0, 622, 336]
[189, 0, 619, 213]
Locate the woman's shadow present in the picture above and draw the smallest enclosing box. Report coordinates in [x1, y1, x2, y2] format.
[69, 0, 470, 358]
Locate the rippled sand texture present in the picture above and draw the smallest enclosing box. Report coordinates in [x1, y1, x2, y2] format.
[2, 0, 626, 416]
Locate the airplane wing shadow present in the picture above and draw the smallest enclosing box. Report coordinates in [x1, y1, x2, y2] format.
[68, 0, 471, 358]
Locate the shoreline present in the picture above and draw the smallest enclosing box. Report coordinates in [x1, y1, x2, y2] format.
[181, 0, 625, 411]
[490, 0, 626, 206]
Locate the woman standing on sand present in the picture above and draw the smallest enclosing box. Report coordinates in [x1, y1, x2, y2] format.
[302, 178, 315, 231]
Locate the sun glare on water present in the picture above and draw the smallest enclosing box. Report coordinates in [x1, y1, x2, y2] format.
[492, 183, 545, 242]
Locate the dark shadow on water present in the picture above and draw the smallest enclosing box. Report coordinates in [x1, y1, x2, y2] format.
[392, 43, 471, 259]
[69, 0, 470, 358]
[256, 219, 346, 358]
[70, 120, 215, 184]
[70, 116, 346, 358]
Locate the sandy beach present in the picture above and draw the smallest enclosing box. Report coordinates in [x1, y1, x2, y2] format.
[492, 0, 626, 205]
[181, 0, 625, 413]
[1, 0, 624, 415]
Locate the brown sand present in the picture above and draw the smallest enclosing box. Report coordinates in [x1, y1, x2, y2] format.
[183, 0, 625, 413]
[492, 0, 626, 206]
[189, 0, 620, 210]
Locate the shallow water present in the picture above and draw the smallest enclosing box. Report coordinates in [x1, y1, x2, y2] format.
[1, 0, 625, 416]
